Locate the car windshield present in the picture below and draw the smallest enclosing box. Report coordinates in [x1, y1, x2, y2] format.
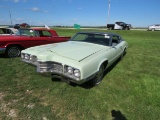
[15, 29, 38, 37]
[71, 33, 110, 46]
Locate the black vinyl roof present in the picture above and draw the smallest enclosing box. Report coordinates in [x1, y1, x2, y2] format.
[77, 31, 120, 36]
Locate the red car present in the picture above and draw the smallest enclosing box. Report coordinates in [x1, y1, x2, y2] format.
[0, 28, 70, 57]
[20, 23, 30, 28]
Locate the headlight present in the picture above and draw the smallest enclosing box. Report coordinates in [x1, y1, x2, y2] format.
[67, 66, 73, 74]
[30, 55, 37, 62]
[64, 65, 81, 79]
[74, 69, 80, 77]
[25, 54, 30, 60]
[21, 53, 37, 64]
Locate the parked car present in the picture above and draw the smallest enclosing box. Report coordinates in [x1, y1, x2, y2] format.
[9, 23, 30, 29]
[0, 27, 18, 35]
[19, 23, 30, 28]
[21, 32, 128, 86]
[107, 21, 131, 30]
[148, 24, 160, 31]
[0, 28, 70, 57]
[13, 24, 20, 29]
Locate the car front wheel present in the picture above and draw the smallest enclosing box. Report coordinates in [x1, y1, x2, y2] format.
[90, 64, 105, 86]
[5, 46, 21, 58]
[151, 28, 155, 31]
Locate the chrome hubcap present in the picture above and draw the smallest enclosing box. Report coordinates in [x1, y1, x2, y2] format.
[8, 47, 20, 57]
[96, 65, 104, 84]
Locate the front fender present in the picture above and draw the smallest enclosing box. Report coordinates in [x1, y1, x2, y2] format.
[80, 52, 109, 80]
[5, 42, 25, 48]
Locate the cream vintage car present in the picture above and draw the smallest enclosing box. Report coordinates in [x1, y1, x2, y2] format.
[0, 27, 18, 35]
[21, 32, 128, 86]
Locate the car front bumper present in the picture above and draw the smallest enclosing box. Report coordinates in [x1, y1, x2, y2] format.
[51, 73, 96, 85]
[21, 56, 97, 85]
[36, 69, 96, 85]
[0, 48, 6, 54]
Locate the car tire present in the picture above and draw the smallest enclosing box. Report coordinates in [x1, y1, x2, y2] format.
[125, 27, 129, 30]
[151, 28, 155, 31]
[90, 64, 105, 86]
[5, 45, 21, 58]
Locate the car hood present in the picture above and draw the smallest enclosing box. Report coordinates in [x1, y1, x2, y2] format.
[28, 41, 109, 61]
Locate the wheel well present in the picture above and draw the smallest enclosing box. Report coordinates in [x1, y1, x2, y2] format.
[123, 47, 127, 56]
[102, 60, 108, 69]
[6, 44, 24, 50]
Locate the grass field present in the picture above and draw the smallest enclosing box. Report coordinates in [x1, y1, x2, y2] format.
[0, 29, 160, 120]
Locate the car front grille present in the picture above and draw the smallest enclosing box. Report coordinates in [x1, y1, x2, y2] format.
[37, 61, 63, 74]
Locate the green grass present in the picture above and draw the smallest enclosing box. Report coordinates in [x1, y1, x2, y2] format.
[0, 29, 160, 120]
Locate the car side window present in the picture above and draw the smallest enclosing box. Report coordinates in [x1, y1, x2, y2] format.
[43, 31, 52, 37]
[112, 36, 120, 46]
[94, 35, 110, 46]
[116, 22, 124, 26]
[0, 29, 5, 34]
[6, 29, 10, 34]
[0, 29, 13, 34]
[8, 29, 14, 34]
[39, 31, 52, 37]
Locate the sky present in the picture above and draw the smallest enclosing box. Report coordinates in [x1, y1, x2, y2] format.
[0, 0, 159, 27]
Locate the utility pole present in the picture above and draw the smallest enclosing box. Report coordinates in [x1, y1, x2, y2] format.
[107, 0, 111, 25]
[9, 10, 12, 25]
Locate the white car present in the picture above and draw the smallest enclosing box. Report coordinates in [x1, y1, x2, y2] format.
[148, 24, 160, 31]
[0, 27, 18, 35]
[21, 32, 128, 86]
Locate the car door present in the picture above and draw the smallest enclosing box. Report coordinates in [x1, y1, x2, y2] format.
[38, 30, 67, 43]
[114, 22, 123, 30]
[37, 30, 53, 42]
[157, 25, 160, 30]
[21, 30, 53, 48]
[109, 35, 123, 63]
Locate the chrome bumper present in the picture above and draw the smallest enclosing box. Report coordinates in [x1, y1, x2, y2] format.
[21, 59, 97, 85]
[36, 61, 97, 84]
[0, 48, 6, 54]
[51, 72, 96, 85]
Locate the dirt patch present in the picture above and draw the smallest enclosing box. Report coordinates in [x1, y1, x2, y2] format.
[0, 92, 5, 101]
